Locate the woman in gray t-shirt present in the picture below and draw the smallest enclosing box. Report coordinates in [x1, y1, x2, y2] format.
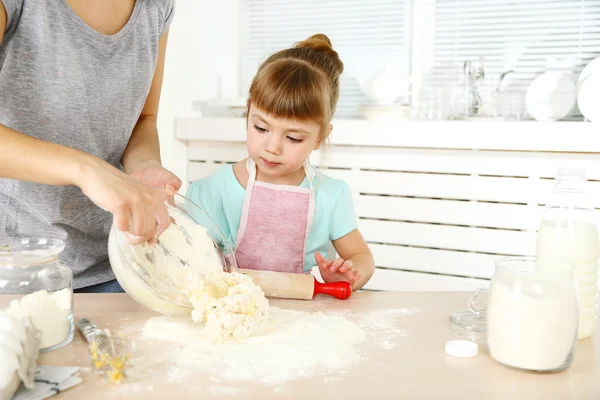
[0, 0, 181, 292]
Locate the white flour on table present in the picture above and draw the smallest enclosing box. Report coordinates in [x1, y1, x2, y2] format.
[115, 306, 417, 394]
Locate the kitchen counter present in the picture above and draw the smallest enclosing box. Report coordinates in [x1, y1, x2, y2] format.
[6, 292, 599, 399]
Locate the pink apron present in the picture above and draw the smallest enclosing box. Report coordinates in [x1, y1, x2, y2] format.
[234, 158, 316, 273]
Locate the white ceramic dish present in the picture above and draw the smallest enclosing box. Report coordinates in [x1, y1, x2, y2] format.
[578, 74, 600, 122]
[525, 72, 578, 121]
[578, 56, 600, 89]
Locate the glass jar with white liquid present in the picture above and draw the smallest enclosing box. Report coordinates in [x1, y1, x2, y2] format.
[450, 257, 579, 373]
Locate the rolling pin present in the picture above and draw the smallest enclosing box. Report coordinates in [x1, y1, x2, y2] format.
[239, 269, 352, 300]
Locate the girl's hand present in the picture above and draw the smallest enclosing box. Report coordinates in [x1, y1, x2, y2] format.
[315, 252, 361, 283]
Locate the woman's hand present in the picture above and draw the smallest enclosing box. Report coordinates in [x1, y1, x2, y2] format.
[315, 252, 361, 284]
[128, 160, 182, 197]
[77, 158, 173, 244]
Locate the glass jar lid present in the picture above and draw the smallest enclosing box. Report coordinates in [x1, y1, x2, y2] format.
[0, 238, 65, 267]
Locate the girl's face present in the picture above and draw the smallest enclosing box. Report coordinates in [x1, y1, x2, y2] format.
[246, 104, 324, 183]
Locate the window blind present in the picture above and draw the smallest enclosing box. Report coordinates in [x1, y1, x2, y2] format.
[422, 0, 600, 113]
[239, 0, 411, 117]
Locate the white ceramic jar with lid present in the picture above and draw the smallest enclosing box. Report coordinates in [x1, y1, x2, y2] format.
[0, 238, 74, 352]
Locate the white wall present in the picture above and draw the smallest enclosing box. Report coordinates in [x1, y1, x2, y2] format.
[157, 0, 241, 192]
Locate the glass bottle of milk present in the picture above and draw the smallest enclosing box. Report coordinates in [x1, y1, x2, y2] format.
[536, 167, 599, 339]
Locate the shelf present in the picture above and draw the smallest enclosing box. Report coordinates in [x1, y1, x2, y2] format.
[175, 117, 599, 153]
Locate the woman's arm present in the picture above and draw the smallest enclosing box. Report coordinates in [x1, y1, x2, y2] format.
[315, 229, 375, 291]
[0, 6, 170, 242]
[121, 32, 167, 173]
[0, 121, 171, 242]
[0, 122, 94, 186]
[0, 122, 171, 242]
[121, 31, 181, 194]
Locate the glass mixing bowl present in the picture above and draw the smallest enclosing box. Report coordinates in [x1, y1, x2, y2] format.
[107, 193, 237, 315]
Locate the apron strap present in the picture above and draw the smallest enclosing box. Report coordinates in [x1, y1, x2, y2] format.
[303, 162, 316, 188]
[246, 158, 257, 183]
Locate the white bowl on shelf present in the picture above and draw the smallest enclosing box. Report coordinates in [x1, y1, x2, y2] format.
[578, 56, 600, 90]
[525, 72, 578, 121]
[578, 74, 600, 122]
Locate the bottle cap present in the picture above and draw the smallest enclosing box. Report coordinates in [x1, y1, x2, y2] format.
[556, 166, 586, 181]
[445, 340, 478, 358]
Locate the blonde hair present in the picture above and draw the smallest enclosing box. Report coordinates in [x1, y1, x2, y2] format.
[246, 34, 344, 141]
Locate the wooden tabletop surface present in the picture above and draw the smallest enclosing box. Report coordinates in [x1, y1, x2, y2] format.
[2, 292, 598, 399]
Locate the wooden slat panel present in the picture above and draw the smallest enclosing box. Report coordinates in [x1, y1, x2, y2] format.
[358, 219, 537, 256]
[355, 195, 543, 230]
[187, 142, 600, 180]
[328, 169, 546, 204]
[363, 268, 490, 292]
[190, 159, 600, 209]
[188, 162, 223, 181]
[370, 243, 497, 279]
[329, 169, 600, 207]
[187, 142, 248, 163]
[315, 147, 600, 180]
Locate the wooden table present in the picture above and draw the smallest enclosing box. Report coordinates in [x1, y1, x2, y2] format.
[6, 292, 599, 399]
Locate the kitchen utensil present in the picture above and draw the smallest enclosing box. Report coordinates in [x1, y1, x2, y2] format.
[76, 318, 131, 384]
[578, 56, 600, 89]
[240, 269, 352, 300]
[525, 71, 578, 121]
[354, 67, 413, 105]
[463, 57, 486, 117]
[577, 73, 600, 122]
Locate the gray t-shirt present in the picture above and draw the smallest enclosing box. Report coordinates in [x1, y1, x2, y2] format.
[0, 0, 174, 288]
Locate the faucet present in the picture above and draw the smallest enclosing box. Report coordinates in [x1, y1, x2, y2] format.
[463, 57, 486, 117]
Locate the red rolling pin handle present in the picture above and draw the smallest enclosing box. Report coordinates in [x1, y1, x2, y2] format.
[312, 277, 352, 300]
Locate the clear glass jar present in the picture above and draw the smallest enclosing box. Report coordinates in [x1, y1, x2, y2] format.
[536, 167, 599, 339]
[0, 238, 74, 352]
[487, 257, 578, 373]
[450, 257, 579, 372]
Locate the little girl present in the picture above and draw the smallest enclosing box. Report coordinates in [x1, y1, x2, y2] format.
[186, 34, 374, 290]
